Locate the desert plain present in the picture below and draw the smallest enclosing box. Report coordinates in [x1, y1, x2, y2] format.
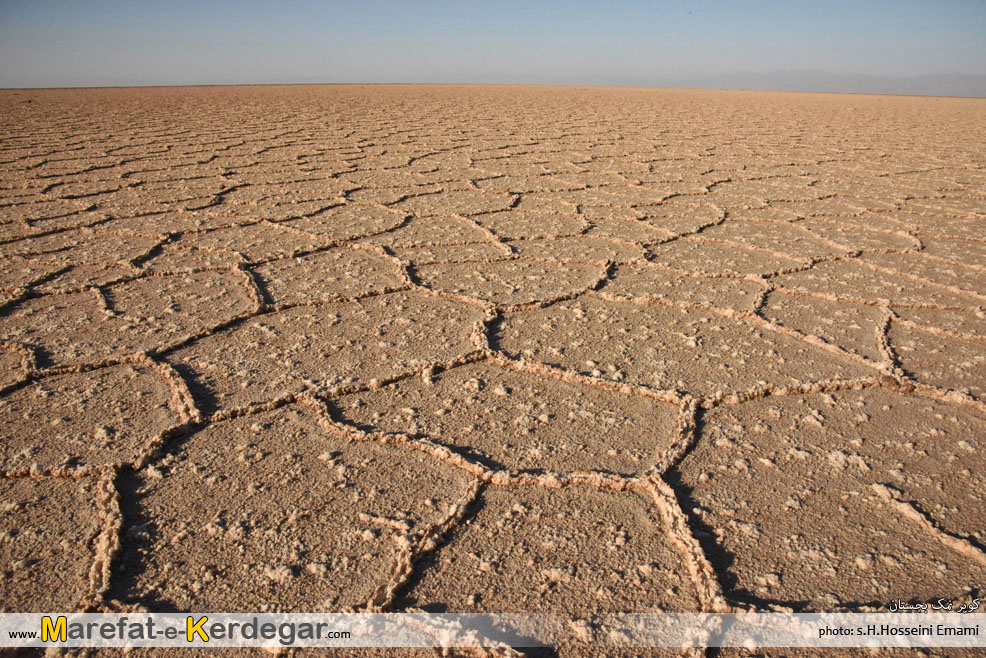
[0, 85, 984, 655]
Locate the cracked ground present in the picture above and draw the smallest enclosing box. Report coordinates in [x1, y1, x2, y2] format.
[0, 85, 984, 655]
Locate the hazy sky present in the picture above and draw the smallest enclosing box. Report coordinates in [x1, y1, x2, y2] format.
[1, 0, 985, 93]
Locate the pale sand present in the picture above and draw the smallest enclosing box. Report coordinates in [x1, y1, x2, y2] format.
[0, 85, 984, 654]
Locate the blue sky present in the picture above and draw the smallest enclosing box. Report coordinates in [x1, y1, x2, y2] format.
[1, 1, 985, 93]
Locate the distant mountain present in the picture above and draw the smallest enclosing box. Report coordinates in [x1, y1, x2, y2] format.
[663, 70, 986, 98]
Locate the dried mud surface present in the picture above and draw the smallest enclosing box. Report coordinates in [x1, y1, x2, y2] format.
[1, 85, 985, 654]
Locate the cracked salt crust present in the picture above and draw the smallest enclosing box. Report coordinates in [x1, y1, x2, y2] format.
[0, 86, 984, 636]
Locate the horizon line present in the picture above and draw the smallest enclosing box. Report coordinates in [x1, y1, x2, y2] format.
[2, 81, 984, 101]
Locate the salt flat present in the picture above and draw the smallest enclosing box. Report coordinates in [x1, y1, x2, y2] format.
[1, 85, 984, 654]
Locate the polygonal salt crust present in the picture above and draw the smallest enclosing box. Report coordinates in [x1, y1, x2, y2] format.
[359, 214, 489, 248]
[130, 407, 474, 612]
[341, 170, 435, 188]
[370, 155, 445, 172]
[399, 486, 699, 615]
[581, 157, 653, 176]
[529, 156, 588, 176]
[138, 246, 241, 272]
[0, 181, 44, 198]
[6, 274, 252, 370]
[513, 194, 578, 214]
[798, 220, 917, 253]
[709, 181, 821, 203]
[674, 389, 986, 610]
[47, 167, 123, 185]
[637, 170, 716, 187]
[345, 185, 443, 206]
[472, 175, 584, 194]
[3, 86, 986, 634]
[219, 180, 352, 205]
[839, 164, 926, 182]
[106, 270, 255, 330]
[907, 198, 986, 218]
[636, 201, 722, 235]
[167, 291, 484, 411]
[585, 218, 674, 244]
[464, 163, 550, 178]
[860, 252, 986, 298]
[0, 198, 93, 225]
[93, 212, 249, 236]
[418, 168, 501, 187]
[1, 292, 136, 367]
[494, 297, 874, 396]
[333, 360, 678, 473]
[760, 291, 887, 362]
[649, 238, 804, 277]
[587, 184, 674, 206]
[178, 223, 320, 262]
[392, 242, 508, 264]
[509, 237, 643, 262]
[0, 260, 62, 290]
[32, 264, 136, 294]
[232, 170, 352, 188]
[723, 207, 802, 223]
[775, 260, 983, 308]
[26, 211, 108, 233]
[130, 178, 232, 200]
[894, 307, 986, 339]
[920, 236, 986, 266]
[890, 322, 986, 400]
[279, 204, 406, 242]
[525, 189, 628, 209]
[890, 212, 986, 241]
[254, 248, 404, 305]
[391, 191, 516, 216]
[696, 221, 845, 261]
[545, 187, 660, 208]
[413, 260, 603, 306]
[125, 164, 228, 184]
[766, 199, 866, 217]
[90, 188, 219, 216]
[470, 210, 584, 240]
[810, 211, 912, 233]
[200, 160, 260, 176]
[0, 364, 177, 470]
[1, 230, 158, 264]
[550, 172, 634, 189]
[0, 477, 106, 612]
[601, 265, 763, 311]
[212, 198, 351, 222]
[810, 177, 909, 199]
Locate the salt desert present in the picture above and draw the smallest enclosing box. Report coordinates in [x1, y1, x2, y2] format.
[1, 85, 985, 653]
